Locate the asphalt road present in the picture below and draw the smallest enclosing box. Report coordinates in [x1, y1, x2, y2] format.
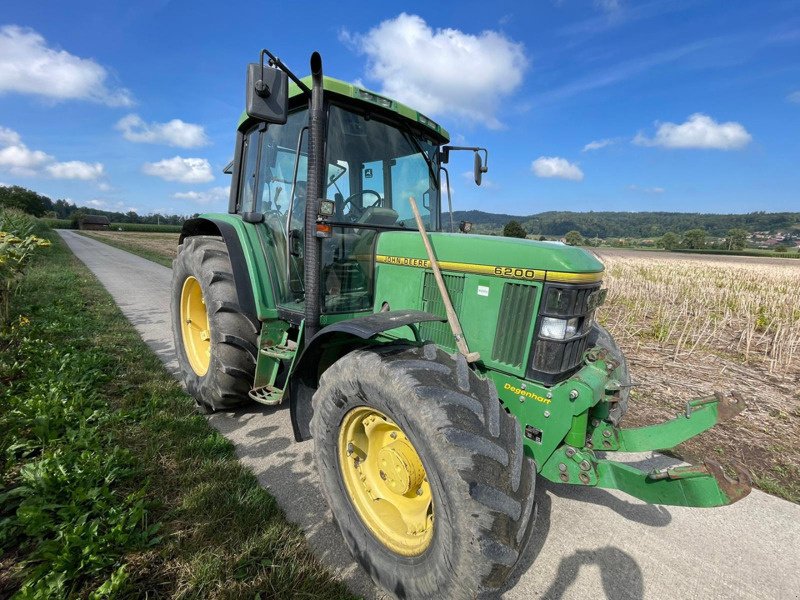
[59, 229, 799, 600]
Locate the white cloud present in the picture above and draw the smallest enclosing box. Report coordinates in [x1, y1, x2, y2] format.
[628, 184, 665, 194]
[0, 25, 133, 106]
[84, 198, 139, 213]
[531, 156, 584, 181]
[142, 156, 214, 183]
[341, 13, 527, 128]
[582, 138, 616, 152]
[0, 126, 21, 146]
[173, 186, 230, 205]
[97, 182, 112, 192]
[788, 90, 800, 104]
[0, 126, 106, 179]
[633, 113, 752, 150]
[116, 114, 209, 148]
[46, 160, 104, 180]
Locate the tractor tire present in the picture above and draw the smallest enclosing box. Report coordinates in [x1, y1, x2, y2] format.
[310, 343, 537, 600]
[171, 235, 259, 411]
[589, 323, 630, 425]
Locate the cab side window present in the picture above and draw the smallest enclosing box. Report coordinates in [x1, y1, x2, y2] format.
[237, 126, 260, 213]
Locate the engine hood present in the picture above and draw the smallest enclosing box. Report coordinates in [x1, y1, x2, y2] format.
[375, 231, 604, 283]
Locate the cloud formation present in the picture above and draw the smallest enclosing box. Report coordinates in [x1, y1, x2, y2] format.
[628, 184, 665, 194]
[143, 156, 214, 183]
[341, 13, 527, 128]
[788, 90, 800, 104]
[116, 114, 209, 148]
[0, 126, 105, 180]
[46, 160, 104, 180]
[173, 186, 230, 205]
[633, 113, 752, 150]
[582, 138, 616, 152]
[531, 156, 584, 181]
[0, 26, 133, 106]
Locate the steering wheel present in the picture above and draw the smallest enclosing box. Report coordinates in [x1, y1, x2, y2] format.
[342, 190, 382, 221]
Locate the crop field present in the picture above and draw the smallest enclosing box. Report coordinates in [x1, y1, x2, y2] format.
[78, 232, 800, 501]
[595, 248, 800, 500]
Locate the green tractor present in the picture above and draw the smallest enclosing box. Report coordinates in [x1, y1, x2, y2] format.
[171, 50, 751, 598]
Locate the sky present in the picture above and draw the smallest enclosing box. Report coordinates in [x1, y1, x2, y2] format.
[0, 0, 799, 217]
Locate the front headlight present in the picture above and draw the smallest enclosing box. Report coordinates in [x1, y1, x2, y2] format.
[540, 316, 580, 340]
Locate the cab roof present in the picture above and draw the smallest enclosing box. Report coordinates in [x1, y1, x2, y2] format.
[238, 75, 450, 143]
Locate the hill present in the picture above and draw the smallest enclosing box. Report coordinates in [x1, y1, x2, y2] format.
[452, 210, 800, 238]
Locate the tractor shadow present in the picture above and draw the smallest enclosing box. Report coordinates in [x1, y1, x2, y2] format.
[209, 403, 387, 599]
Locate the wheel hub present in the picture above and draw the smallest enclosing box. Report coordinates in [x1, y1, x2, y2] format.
[338, 407, 434, 556]
[179, 275, 211, 376]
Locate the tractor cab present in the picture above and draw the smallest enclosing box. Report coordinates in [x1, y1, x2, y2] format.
[230, 74, 452, 319]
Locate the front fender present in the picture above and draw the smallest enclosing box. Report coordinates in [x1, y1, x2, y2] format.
[288, 310, 445, 441]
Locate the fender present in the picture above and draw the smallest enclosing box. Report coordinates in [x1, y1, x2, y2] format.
[288, 310, 446, 441]
[180, 217, 258, 323]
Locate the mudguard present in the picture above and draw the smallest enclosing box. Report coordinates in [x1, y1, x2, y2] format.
[288, 310, 445, 441]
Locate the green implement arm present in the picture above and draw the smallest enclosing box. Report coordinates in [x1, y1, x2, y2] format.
[540, 391, 752, 507]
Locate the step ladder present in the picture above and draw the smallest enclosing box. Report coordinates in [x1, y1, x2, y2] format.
[247, 337, 298, 406]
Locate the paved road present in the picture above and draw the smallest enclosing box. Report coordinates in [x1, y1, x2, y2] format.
[59, 229, 799, 600]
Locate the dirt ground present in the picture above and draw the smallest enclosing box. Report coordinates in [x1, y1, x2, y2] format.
[81, 230, 180, 261]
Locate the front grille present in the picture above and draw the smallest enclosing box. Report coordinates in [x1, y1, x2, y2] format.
[419, 271, 464, 350]
[527, 282, 602, 385]
[492, 283, 537, 368]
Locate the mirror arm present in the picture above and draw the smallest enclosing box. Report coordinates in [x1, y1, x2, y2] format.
[261, 49, 312, 99]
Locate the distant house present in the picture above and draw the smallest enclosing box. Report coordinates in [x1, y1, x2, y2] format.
[79, 215, 111, 230]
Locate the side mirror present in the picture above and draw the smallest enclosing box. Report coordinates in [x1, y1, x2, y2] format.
[474, 151, 488, 186]
[288, 229, 302, 256]
[246, 63, 288, 124]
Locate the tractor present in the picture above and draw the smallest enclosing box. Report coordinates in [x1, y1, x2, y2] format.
[170, 50, 751, 599]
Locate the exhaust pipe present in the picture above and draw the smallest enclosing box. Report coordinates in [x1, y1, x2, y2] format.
[303, 52, 324, 345]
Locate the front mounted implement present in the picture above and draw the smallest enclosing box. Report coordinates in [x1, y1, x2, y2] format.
[535, 352, 751, 508]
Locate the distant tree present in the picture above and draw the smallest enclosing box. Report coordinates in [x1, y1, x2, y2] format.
[659, 232, 680, 250]
[538, 235, 547, 241]
[725, 228, 748, 251]
[126, 210, 139, 223]
[503, 220, 527, 238]
[682, 229, 707, 249]
[70, 210, 86, 229]
[774, 245, 788, 253]
[0, 185, 52, 216]
[564, 230, 583, 246]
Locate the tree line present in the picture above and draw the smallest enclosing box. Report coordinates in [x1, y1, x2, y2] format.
[457, 209, 799, 238]
[0, 185, 194, 225]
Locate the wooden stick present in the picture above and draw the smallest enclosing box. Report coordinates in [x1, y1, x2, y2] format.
[408, 197, 480, 363]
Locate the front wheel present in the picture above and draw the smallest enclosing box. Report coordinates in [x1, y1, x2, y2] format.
[170, 235, 259, 411]
[310, 344, 536, 599]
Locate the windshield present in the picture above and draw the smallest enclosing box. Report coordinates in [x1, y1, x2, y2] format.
[324, 104, 439, 230]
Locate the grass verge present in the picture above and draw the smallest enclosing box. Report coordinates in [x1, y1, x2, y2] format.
[0, 234, 357, 599]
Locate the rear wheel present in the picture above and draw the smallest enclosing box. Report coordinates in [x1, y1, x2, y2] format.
[171, 235, 259, 411]
[311, 344, 536, 599]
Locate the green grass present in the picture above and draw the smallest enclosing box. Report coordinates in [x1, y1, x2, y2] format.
[0, 235, 357, 599]
[75, 232, 174, 267]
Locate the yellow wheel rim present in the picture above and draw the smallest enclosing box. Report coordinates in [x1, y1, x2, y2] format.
[338, 407, 434, 556]
[180, 276, 211, 376]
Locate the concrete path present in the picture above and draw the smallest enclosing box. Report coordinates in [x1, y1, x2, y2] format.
[59, 229, 800, 600]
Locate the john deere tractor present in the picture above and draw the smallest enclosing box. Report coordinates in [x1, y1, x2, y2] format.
[171, 50, 750, 599]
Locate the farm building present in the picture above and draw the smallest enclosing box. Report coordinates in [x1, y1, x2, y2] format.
[79, 215, 111, 230]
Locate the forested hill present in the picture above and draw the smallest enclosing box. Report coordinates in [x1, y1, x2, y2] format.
[452, 210, 800, 238]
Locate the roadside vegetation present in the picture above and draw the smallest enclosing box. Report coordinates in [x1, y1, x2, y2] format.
[0, 228, 356, 599]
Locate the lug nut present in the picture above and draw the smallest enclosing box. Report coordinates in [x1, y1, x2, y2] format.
[591, 418, 600, 427]
[347, 442, 354, 455]
[390, 432, 397, 439]
[569, 390, 579, 400]
[565, 447, 576, 458]
[580, 460, 591, 471]
[416, 488, 423, 496]
[558, 463, 567, 473]
[543, 410, 551, 418]
[602, 429, 611, 438]
[579, 472, 591, 484]
[546, 392, 553, 399]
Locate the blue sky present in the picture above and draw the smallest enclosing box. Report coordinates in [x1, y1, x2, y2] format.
[1, 0, 798, 216]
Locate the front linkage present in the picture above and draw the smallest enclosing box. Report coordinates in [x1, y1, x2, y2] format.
[499, 346, 752, 508]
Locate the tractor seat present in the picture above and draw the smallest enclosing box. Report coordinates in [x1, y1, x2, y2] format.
[357, 206, 399, 227]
